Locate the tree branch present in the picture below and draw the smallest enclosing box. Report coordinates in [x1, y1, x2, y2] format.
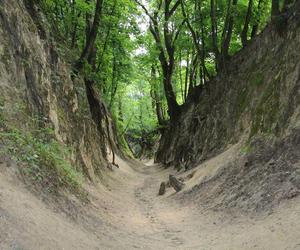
[134, 0, 156, 24]
[173, 19, 186, 43]
[169, 0, 181, 16]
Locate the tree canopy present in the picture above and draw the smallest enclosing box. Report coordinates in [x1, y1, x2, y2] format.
[40, 0, 292, 156]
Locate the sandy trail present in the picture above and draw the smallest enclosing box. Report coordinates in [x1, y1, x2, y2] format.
[0, 156, 300, 250]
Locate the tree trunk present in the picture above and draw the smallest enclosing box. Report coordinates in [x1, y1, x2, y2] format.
[179, 50, 184, 101]
[241, 0, 253, 47]
[151, 66, 165, 126]
[210, 0, 219, 71]
[76, 0, 103, 71]
[199, 6, 207, 84]
[188, 54, 198, 96]
[71, 0, 81, 49]
[184, 50, 190, 101]
[109, 53, 118, 109]
[221, 0, 238, 63]
[118, 95, 124, 123]
[163, 69, 180, 120]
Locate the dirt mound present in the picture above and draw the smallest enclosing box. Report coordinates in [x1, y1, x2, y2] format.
[176, 130, 300, 213]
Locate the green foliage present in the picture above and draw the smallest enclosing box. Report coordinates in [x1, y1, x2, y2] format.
[39, 0, 275, 153]
[0, 127, 84, 197]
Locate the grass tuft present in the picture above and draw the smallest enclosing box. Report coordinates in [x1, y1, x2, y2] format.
[0, 127, 85, 198]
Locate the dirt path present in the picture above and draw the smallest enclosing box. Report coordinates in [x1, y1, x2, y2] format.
[0, 156, 300, 250]
[132, 165, 186, 248]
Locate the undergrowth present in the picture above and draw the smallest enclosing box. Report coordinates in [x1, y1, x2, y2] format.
[0, 126, 86, 199]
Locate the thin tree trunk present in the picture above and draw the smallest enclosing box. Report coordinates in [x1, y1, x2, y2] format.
[210, 0, 219, 71]
[96, 0, 117, 72]
[241, 0, 253, 47]
[221, 0, 232, 47]
[151, 66, 165, 126]
[109, 53, 118, 109]
[188, 54, 198, 96]
[179, 50, 184, 101]
[184, 50, 190, 101]
[222, 0, 238, 62]
[199, 4, 208, 83]
[71, 12, 81, 48]
[118, 95, 124, 123]
[76, 0, 104, 71]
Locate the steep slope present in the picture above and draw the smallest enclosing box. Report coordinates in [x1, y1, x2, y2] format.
[156, 3, 300, 211]
[0, 0, 116, 194]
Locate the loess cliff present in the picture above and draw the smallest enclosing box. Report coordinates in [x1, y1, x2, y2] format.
[0, 0, 117, 195]
[156, 2, 300, 211]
